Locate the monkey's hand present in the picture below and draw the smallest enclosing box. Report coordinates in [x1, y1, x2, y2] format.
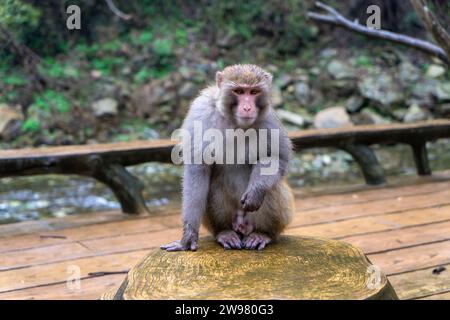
[160, 224, 199, 251]
[240, 188, 265, 212]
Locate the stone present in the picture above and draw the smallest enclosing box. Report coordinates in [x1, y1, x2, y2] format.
[91, 98, 119, 117]
[0, 104, 23, 137]
[351, 110, 390, 125]
[271, 86, 284, 107]
[438, 103, 450, 117]
[276, 109, 306, 127]
[314, 106, 353, 129]
[403, 103, 430, 123]
[399, 61, 420, 83]
[436, 82, 450, 102]
[426, 64, 446, 78]
[345, 96, 366, 113]
[293, 82, 311, 106]
[358, 72, 403, 106]
[326, 60, 355, 80]
[276, 73, 294, 89]
[178, 82, 197, 98]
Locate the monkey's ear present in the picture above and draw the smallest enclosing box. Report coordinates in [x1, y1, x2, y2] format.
[216, 71, 224, 88]
[264, 73, 273, 86]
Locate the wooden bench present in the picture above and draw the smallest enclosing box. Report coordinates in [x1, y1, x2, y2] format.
[1, 120, 449, 214]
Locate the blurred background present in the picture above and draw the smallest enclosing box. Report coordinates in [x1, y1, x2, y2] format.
[0, 0, 449, 223]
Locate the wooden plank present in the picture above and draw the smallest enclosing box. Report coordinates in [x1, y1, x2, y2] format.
[419, 291, 450, 300]
[0, 242, 92, 271]
[388, 264, 450, 299]
[291, 188, 450, 227]
[2, 174, 448, 252]
[295, 179, 450, 212]
[289, 119, 450, 149]
[0, 139, 175, 160]
[287, 204, 450, 239]
[0, 213, 180, 254]
[2, 120, 449, 161]
[0, 210, 125, 237]
[0, 249, 147, 292]
[367, 240, 450, 275]
[84, 205, 450, 257]
[0, 274, 124, 300]
[340, 220, 450, 254]
[3, 200, 449, 271]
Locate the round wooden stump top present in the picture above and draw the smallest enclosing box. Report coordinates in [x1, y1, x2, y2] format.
[103, 236, 397, 300]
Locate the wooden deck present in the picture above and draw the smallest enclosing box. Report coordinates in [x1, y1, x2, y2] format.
[1, 172, 450, 300]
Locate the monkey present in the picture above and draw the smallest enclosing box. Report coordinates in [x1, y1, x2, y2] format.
[161, 64, 294, 251]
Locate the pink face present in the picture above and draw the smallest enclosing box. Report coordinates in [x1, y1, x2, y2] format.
[232, 86, 261, 125]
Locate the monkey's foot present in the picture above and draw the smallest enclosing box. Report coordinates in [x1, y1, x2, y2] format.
[160, 239, 198, 252]
[217, 230, 242, 250]
[242, 232, 272, 250]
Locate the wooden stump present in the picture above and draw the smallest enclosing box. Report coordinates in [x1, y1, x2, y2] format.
[102, 236, 398, 300]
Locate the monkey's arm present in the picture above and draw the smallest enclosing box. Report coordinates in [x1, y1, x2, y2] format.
[241, 124, 292, 212]
[161, 164, 211, 251]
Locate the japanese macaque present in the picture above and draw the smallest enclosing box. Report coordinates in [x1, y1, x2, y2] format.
[161, 64, 294, 251]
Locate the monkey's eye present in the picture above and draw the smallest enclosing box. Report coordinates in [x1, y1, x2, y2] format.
[250, 89, 261, 95]
[233, 88, 244, 95]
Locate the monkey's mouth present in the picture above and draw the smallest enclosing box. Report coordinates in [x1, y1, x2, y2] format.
[237, 116, 256, 120]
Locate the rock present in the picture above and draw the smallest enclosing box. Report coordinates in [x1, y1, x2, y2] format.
[0, 104, 23, 137]
[131, 77, 178, 117]
[293, 82, 311, 106]
[345, 96, 366, 113]
[411, 79, 438, 102]
[91, 70, 102, 79]
[426, 64, 446, 78]
[313, 106, 353, 129]
[319, 48, 337, 60]
[438, 103, 450, 117]
[271, 86, 284, 107]
[276, 73, 294, 89]
[399, 61, 420, 83]
[436, 82, 450, 102]
[178, 82, 197, 98]
[91, 98, 118, 117]
[351, 110, 390, 125]
[276, 109, 306, 127]
[403, 103, 430, 123]
[326, 60, 355, 80]
[358, 72, 403, 106]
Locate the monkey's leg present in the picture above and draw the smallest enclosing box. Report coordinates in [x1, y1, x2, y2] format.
[242, 232, 272, 250]
[216, 230, 242, 250]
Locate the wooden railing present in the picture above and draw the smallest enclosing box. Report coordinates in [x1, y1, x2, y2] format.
[1, 120, 450, 214]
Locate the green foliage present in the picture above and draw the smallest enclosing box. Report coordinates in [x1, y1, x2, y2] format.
[21, 118, 40, 132]
[32, 90, 70, 114]
[134, 68, 152, 83]
[0, 0, 40, 34]
[2, 72, 27, 86]
[153, 39, 173, 56]
[356, 55, 373, 68]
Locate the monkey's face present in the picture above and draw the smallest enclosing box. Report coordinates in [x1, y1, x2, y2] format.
[230, 86, 263, 127]
[216, 65, 273, 128]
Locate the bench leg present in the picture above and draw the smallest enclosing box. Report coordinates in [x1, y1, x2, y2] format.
[93, 163, 150, 215]
[340, 143, 386, 186]
[410, 142, 431, 176]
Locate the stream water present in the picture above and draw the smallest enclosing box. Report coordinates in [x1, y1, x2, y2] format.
[1, 140, 449, 224]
